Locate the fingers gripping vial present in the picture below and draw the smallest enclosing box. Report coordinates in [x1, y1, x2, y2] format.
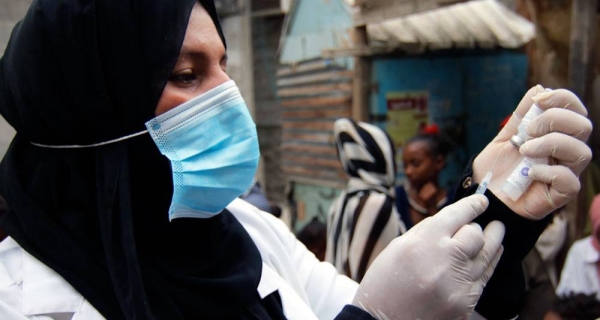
[501, 90, 550, 201]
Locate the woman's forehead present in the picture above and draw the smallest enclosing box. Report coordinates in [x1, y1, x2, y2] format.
[182, 2, 224, 51]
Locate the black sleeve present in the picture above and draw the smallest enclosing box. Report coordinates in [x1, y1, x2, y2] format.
[334, 305, 377, 320]
[452, 157, 552, 319]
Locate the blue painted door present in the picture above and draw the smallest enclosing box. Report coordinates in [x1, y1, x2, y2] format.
[372, 51, 528, 190]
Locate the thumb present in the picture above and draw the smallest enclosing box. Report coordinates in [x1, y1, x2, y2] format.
[434, 194, 489, 235]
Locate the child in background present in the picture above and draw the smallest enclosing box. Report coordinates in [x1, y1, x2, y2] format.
[396, 127, 453, 229]
[296, 217, 327, 261]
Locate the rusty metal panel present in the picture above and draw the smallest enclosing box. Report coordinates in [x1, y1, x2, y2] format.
[352, 0, 443, 26]
[366, 0, 535, 52]
[277, 58, 353, 187]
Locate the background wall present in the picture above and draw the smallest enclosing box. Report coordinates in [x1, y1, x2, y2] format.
[0, 0, 31, 160]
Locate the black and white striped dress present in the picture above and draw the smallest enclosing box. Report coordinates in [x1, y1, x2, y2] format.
[325, 118, 406, 282]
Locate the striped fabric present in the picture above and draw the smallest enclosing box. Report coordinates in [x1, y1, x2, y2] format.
[325, 118, 406, 282]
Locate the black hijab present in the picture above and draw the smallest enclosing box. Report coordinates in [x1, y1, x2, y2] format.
[0, 1, 284, 319]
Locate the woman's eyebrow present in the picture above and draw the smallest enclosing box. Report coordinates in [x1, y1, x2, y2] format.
[176, 49, 227, 64]
[177, 50, 209, 61]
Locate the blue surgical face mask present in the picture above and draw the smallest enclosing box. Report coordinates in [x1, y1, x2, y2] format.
[145, 80, 259, 220]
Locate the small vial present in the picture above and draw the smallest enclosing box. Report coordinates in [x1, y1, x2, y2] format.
[510, 104, 544, 147]
[501, 157, 546, 200]
[501, 91, 549, 201]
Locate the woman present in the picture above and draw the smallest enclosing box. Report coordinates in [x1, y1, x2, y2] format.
[396, 132, 453, 229]
[0, 0, 592, 319]
[326, 118, 406, 282]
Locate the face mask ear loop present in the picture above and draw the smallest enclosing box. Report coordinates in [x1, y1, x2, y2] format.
[30, 130, 149, 149]
[475, 144, 507, 195]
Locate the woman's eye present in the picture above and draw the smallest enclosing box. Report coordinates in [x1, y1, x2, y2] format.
[169, 72, 197, 85]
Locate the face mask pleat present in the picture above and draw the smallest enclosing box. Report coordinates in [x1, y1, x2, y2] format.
[146, 81, 259, 220]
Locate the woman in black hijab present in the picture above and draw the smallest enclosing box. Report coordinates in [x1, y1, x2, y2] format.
[0, 0, 593, 319]
[0, 1, 293, 319]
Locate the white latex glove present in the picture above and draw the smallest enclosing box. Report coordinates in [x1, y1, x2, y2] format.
[473, 86, 592, 220]
[352, 195, 505, 320]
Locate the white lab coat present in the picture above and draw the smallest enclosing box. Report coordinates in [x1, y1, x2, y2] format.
[556, 236, 600, 299]
[0, 198, 358, 320]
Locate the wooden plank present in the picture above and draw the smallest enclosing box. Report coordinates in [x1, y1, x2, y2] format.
[283, 154, 341, 168]
[277, 70, 353, 87]
[569, 0, 598, 241]
[283, 132, 334, 144]
[283, 165, 345, 180]
[352, 26, 369, 121]
[282, 108, 351, 119]
[277, 60, 333, 76]
[288, 175, 346, 189]
[281, 143, 337, 155]
[281, 96, 351, 108]
[283, 121, 334, 131]
[569, 0, 597, 99]
[277, 83, 353, 97]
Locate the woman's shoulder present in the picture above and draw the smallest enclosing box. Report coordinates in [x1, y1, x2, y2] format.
[0, 237, 106, 319]
[0, 237, 24, 282]
[228, 198, 291, 234]
[227, 198, 296, 256]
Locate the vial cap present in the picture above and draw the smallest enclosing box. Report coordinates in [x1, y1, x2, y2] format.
[510, 135, 525, 148]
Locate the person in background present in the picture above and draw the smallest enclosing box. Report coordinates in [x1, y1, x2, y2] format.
[519, 211, 569, 319]
[396, 128, 453, 229]
[297, 217, 327, 261]
[543, 292, 600, 320]
[556, 193, 600, 299]
[240, 178, 273, 214]
[326, 118, 406, 282]
[0, 0, 593, 317]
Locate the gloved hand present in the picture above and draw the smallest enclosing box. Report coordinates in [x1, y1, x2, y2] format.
[352, 194, 505, 320]
[473, 86, 592, 220]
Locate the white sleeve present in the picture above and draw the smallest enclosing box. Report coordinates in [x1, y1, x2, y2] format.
[284, 221, 359, 319]
[228, 199, 359, 320]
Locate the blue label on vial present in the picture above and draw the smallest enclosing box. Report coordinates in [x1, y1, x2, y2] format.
[520, 167, 529, 177]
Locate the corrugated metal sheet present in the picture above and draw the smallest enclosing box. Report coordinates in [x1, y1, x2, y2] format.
[277, 59, 353, 187]
[367, 0, 535, 52]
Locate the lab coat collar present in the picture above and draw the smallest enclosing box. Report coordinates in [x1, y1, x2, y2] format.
[13, 238, 282, 319]
[0, 237, 105, 319]
[21, 245, 84, 316]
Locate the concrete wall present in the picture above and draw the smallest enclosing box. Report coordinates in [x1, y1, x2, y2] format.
[0, 0, 30, 160]
[252, 15, 285, 203]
